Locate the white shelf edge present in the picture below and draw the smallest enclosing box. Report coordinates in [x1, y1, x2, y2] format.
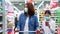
[0, 22, 2, 24]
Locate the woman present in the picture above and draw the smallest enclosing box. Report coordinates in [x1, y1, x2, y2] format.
[42, 10, 55, 34]
[15, 3, 40, 34]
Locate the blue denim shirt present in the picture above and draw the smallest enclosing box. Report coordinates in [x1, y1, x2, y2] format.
[17, 13, 39, 34]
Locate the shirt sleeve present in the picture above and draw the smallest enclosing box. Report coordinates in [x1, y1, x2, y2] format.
[50, 21, 56, 33]
[35, 16, 40, 30]
[16, 14, 22, 30]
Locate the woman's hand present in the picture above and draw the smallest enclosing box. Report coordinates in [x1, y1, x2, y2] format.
[36, 30, 40, 34]
[15, 28, 20, 32]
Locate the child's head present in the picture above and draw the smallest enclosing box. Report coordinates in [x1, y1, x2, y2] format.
[44, 10, 51, 17]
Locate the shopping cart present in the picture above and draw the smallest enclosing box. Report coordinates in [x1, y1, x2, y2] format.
[15, 31, 40, 34]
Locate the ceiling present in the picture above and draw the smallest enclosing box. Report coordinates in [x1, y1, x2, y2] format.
[10, 0, 50, 2]
[11, 0, 60, 11]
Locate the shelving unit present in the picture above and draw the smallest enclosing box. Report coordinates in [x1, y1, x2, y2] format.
[0, 0, 3, 33]
[0, 0, 6, 34]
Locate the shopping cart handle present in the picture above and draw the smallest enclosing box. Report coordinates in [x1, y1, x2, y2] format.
[19, 31, 36, 32]
[15, 31, 41, 34]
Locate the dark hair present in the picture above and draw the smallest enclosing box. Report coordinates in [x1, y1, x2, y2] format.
[45, 10, 51, 15]
[24, 3, 35, 17]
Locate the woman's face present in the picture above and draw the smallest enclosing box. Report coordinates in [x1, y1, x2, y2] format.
[44, 13, 51, 21]
[24, 4, 28, 13]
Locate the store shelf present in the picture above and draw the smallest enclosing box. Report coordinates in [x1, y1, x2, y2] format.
[40, 16, 60, 17]
[0, 22, 2, 24]
[0, 11, 2, 12]
[0, 14, 2, 16]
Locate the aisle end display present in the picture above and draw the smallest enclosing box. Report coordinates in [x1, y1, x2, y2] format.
[5, 0, 15, 34]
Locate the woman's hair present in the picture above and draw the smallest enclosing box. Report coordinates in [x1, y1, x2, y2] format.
[24, 3, 35, 17]
[45, 10, 51, 15]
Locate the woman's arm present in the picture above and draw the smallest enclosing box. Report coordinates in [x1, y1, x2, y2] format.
[35, 16, 40, 30]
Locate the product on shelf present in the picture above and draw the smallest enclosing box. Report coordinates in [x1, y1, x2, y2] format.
[0, 16, 2, 22]
[39, 9, 44, 23]
[7, 29, 12, 34]
[7, 28, 14, 34]
[56, 9, 60, 24]
[0, 24, 2, 30]
[0, 0, 2, 7]
[0, 0, 3, 11]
